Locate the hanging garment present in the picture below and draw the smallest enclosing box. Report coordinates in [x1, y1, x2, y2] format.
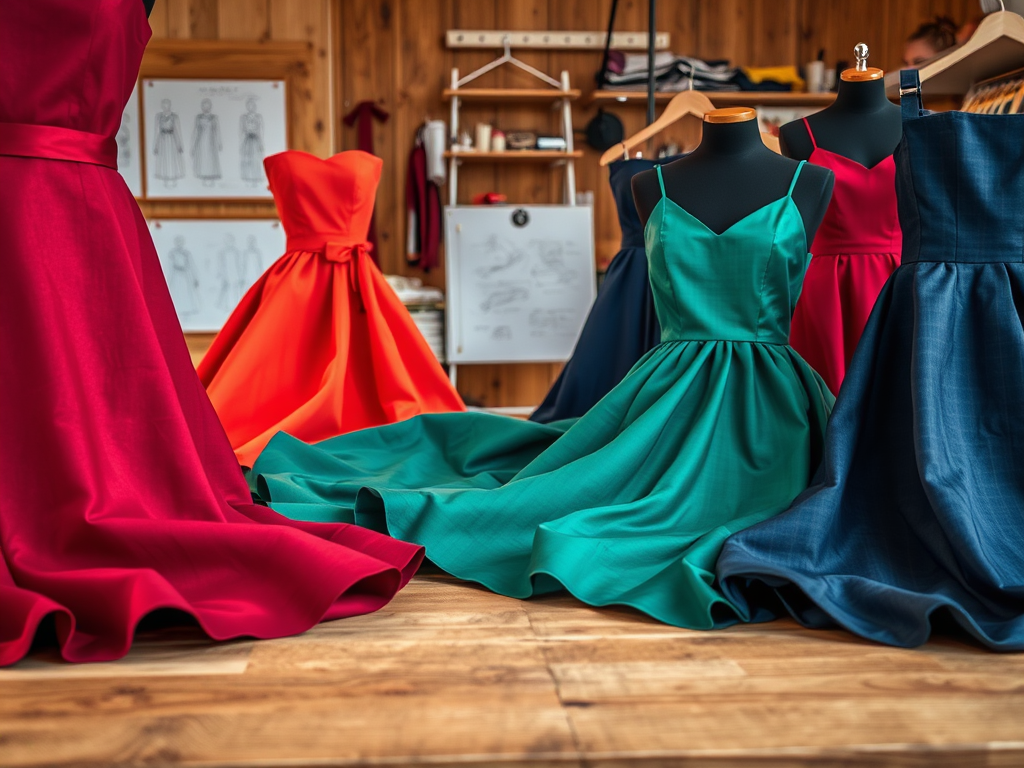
[250, 162, 833, 629]
[343, 101, 390, 262]
[198, 150, 465, 468]
[0, 0, 423, 667]
[788, 118, 901, 394]
[530, 157, 663, 423]
[405, 131, 441, 270]
[717, 70, 1024, 651]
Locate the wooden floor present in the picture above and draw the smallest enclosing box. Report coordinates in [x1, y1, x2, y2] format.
[3, 574, 1024, 768]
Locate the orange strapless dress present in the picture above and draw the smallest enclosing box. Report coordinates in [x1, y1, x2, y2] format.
[199, 150, 464, 466]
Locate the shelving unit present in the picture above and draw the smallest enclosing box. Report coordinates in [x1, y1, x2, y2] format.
[443, 149, 583, 162]
[443, 87, 581, 103]
[446, 39, 579, 207]
[587, 90, 837, 107]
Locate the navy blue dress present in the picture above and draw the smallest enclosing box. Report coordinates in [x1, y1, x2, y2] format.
[530, 159, 661, 423]
[716, 70, 1024, 651]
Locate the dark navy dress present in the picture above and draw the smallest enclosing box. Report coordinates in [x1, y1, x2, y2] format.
[717, 70, 1024, 651]
[530, 159, 662, 423]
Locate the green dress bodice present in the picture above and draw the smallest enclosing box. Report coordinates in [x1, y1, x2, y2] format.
[647, 163, 809, 345]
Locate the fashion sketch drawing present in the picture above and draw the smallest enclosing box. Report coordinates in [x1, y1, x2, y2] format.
[239, 98, 265, 185]
[165, 236, 202, 316]
[216, 235, 241, 311]
[238, 235, 263, 294]
[153, 99, 185, 186]
[192, 98, 223, 185]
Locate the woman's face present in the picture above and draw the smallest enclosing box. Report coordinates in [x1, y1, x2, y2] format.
[903, 38, 940, 68]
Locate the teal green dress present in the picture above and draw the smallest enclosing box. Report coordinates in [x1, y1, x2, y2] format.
[252, 162, 834, 629]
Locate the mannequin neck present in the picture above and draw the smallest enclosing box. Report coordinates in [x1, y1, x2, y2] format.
[690, 118, 765, 160]
[832, 77, 891, 113]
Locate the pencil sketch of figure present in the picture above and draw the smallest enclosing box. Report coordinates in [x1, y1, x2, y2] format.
[191, 98, 222, 185]
[152, 99, 185, 186]
[116, 113, 131, 170]
[239, 98, 265, 186]
[237, 234, 264, 292]
[166, 236, 201, 316]
[215, 234, 241, 311]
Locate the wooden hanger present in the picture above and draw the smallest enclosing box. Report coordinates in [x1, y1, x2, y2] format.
[598, 90, 714, 166]
[884, 10, 1024, 96]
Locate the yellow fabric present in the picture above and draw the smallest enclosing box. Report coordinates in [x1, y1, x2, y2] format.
[742, 65, 805, 90]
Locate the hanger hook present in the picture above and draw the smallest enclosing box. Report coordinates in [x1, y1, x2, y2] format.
[854, 43, 869, 72]
[502, 34, 512, 57]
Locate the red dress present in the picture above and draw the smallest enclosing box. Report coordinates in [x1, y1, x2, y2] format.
[0, 0, 422, 667]
[789, 118, 902, 394]
[198, 150, 465, 467]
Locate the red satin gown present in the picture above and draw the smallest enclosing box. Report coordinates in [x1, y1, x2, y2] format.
[0, 0, 423, 666]
[198, 150, 465, 467]
[789, 118, 902, 395]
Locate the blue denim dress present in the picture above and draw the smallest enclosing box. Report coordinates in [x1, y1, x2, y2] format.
[530, 158, 662, 423]
[717, 70, 1024, 651]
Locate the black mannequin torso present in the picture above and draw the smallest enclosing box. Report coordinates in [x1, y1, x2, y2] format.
[632, 116, 833, 242]
[143, 0, 155, 17]
[778, 78, 901, 168]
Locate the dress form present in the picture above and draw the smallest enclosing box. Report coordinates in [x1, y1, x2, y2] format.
[779, 45, 901, 168]
[633, 108, 833, 240]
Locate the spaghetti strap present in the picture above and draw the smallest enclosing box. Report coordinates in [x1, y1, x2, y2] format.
[655, 164, 666, 197]
[786, 160, 806, 197]
[802, 117, 818, 149]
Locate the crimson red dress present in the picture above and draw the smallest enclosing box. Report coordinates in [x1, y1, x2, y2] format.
[198, 150, 465, 467]
[789, 118, 902, 394]
[0, 0, 423, 667]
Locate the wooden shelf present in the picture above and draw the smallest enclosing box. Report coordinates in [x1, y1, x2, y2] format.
[444, 150, 583, 162]
[443, 87, 580, 103]
[587, 90, 837, 107]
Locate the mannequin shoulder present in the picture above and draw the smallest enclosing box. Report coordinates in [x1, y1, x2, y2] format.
[792, 162, 834, 240]
[631, 167, 665, 225]
[795, 161, 833, 196]
[778, 119, 813, 160]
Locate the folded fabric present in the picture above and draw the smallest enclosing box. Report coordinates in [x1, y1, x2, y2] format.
[730, 71, 794, 92]
[742, 65, 805, 89]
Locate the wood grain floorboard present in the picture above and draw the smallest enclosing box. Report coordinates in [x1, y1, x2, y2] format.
[1, 574, 1022, 767]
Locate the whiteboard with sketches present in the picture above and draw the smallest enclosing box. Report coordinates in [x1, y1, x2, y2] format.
[116, 84, 143, 197]
[149, 219, 285, 332]
[445, 206, 595, 364]
[142, 79, 287, 200]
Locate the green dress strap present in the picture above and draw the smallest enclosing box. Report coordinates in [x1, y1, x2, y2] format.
[787, 160, 807, 197]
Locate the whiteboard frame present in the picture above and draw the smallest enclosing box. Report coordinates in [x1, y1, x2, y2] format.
[444, 204, 596, 367]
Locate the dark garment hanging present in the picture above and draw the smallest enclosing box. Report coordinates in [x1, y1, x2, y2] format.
[405, 135, 441, 271]
[343, 101, 390, 263]
[530, 157, 670, 423]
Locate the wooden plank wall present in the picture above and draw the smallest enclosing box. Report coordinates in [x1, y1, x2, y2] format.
[151, 0, 976, 407]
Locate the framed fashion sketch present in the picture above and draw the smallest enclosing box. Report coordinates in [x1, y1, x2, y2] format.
[116, 83, 144, 197]
[149, 219, 285, 331]
[141, 79, 287, 200]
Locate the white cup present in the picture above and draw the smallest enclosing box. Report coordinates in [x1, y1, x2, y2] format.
[475, 123, 492, 153]
[805, 61, 825, 93]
